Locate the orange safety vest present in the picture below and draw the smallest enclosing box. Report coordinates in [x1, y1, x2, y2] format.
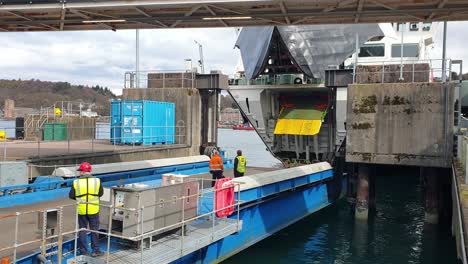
[209, 154, 224, 171]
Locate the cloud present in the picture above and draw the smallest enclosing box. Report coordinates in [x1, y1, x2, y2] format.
[0, 28, 240, 95]
[430, 21, 468, 74]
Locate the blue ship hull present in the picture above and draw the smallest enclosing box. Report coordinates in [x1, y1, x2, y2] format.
[175, 168, 339, 263]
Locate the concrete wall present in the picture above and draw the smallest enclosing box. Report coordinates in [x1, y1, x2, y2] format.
[346, 82, 454, 167]
[30, 145, 199, 176]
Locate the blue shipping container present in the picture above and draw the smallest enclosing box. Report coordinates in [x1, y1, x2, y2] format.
[110, 100, 122, 144]
[111, 100, 175, 146]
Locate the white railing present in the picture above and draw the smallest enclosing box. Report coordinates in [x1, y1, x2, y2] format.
[229, 74, 321, 86]
[353, 59, 458, 84]
[124, 70, 196, 89]
[0, 124, 188, 161]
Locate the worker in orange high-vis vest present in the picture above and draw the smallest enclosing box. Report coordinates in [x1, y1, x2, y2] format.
[209, 149, 224, 187]
[69, 162, 104, 257]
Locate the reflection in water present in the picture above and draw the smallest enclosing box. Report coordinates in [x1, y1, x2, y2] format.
[352, 219, 368, 259]
[223, 167, 458, 264]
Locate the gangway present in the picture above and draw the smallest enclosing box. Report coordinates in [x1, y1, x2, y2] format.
[75, 218, 242, 264]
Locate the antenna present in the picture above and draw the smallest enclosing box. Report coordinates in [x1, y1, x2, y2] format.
[194, 40, 205, 74]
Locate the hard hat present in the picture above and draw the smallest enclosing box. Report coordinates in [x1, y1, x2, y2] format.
[77, 162, 92, 172]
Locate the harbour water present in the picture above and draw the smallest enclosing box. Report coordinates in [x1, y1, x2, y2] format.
[218, 129, 458, 264]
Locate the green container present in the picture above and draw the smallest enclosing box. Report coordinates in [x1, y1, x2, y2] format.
[43, 123, 67, 141]
[53, 123, 67, 141]
[43, 123, 54, 141]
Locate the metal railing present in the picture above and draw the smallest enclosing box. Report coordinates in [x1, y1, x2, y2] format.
[353, 59, 458, 84]
[24, 101, 102, 142]
[0, 178, 243, 263]
[124, 70, 196, 89]
[229, 74, 321, 86]
[0, 124, 188, 162]
[452, 163, 468, 264]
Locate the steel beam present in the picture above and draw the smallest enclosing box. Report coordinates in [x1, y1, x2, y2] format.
[204, 5, 228, 27]
[428, 0, 449, 20]
[134, 7, 168, 28]
[1, 1, 468, 31]
[354, 0, 365, 23]
[59, 5, 66, 31]
[68, 9, 115, 31]
[279, 1, 291, 25]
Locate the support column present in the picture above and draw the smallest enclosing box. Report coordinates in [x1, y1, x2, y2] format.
[422, 167, 439, 224]
[355, 164, 370, 221]
[369, 167, 376, 212]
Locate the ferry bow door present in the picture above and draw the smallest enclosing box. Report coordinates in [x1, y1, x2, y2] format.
[272, 92, 332, 164]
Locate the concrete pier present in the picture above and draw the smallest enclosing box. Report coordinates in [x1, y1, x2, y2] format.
[422, 167, 439, 224]
[355, 164, 371, 221]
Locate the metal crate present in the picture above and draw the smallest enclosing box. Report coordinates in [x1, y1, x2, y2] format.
[0, 161, 27, 187]
[101, 180, 199, 240]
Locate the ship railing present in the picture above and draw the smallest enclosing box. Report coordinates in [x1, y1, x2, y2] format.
[0, 179, 243, 263]
[457, 134, 468, 184]
[0, 203, 77, 264]
[353, 58, 462, 84]
[77, 179, 242, 263]
[229, 73, 322, 86]
[454, 134, 468, 263]
[0, 124, 188, 162]
[124, 70, 196, 89]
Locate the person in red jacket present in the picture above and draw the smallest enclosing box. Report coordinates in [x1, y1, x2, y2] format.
[209, 149, 224, 187]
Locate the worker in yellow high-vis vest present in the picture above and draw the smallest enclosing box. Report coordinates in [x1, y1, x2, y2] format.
[69, 162, 104, 257]
[234, 150, 246, 177]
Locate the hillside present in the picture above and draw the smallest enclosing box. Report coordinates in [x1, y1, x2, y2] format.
[0, 79, 117, 115]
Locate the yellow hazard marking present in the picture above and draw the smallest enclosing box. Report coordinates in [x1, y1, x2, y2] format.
[274, 119, 322, 136]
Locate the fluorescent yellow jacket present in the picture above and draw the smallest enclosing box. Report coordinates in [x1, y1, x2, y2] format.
[235, 156, 246, 173]
[72, 176, 102, 215]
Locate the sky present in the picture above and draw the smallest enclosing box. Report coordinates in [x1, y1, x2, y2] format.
[0, 28, 240, 95]
[0, 22, 468, 95]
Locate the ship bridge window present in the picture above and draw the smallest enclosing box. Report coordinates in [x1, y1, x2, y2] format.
[368, 36, 384, 42]
[409, 23, 419, 31]
[391, 44, 419, 58]
[359, 44, 385, 57]
[396, 23, 406, 31]
[422, 22, 432, 31]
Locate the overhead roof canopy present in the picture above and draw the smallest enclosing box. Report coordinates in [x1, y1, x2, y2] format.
[0, 0, 468, 32]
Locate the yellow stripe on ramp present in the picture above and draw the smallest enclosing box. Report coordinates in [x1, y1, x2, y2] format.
[273, 119, 322, 136]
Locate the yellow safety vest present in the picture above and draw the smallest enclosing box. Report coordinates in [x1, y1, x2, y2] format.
[73, 177, 101, 215]
[236, 156, 246, 173]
